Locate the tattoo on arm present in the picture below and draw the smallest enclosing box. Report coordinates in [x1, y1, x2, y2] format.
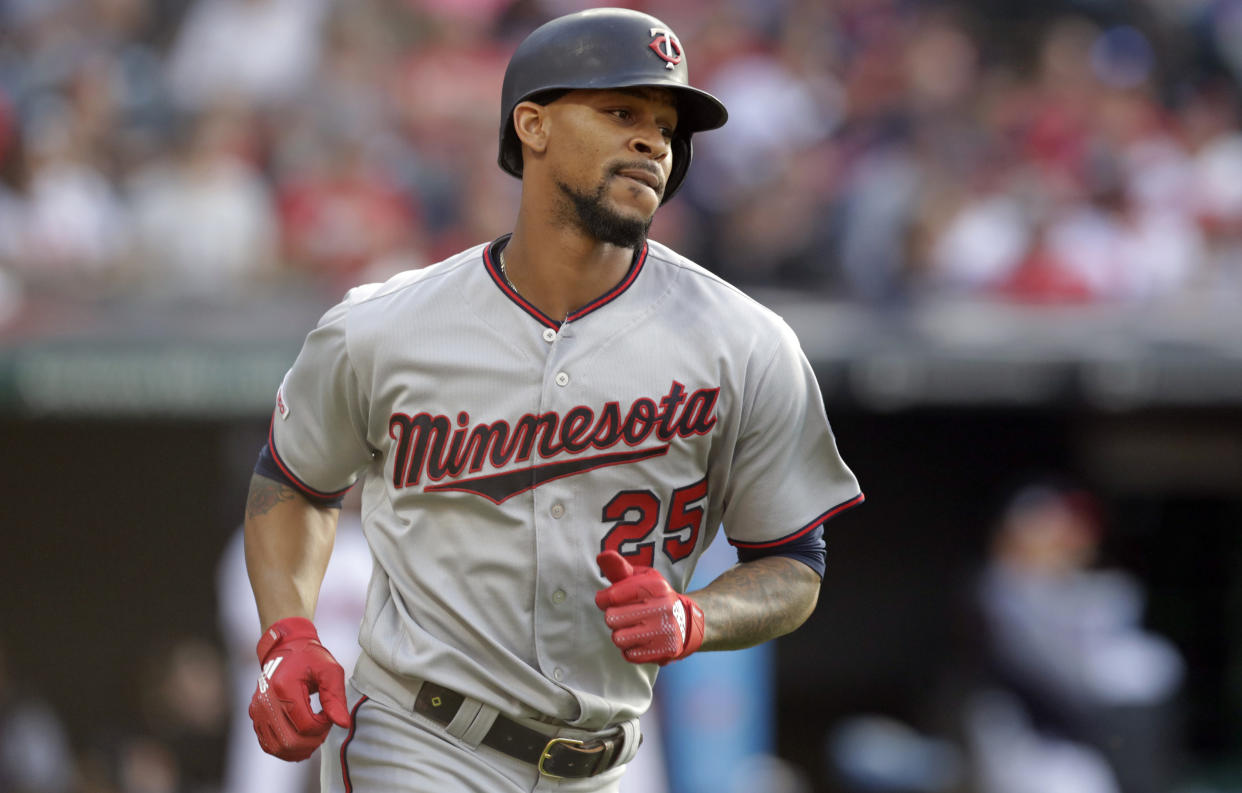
[691, 556, 821, 652]
[245, 475, 298, 520]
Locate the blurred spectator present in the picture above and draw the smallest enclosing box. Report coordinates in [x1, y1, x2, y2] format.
[80, 734, 182, 793]
[165, 0, 332, 111]
[127, 104, 279, 296]
[693, 11, 843, 205]
[11, 94, 132, 286]
[689, 4, 849, 288]
[0, 87, 26, 322]
[1182, 79, 1242, 297]
[961, 481, 1184, 793]
[274, 127, 423, 291]
[77, 636, 227, 793]
[386, 4, 512, 258]
[0, 643, 75, 793]
[136, 636, 229, 793]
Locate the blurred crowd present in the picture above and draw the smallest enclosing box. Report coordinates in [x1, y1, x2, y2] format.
[1, 0, 1242, 323]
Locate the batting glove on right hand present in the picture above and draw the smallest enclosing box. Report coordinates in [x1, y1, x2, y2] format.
[594, 550, 705, 666]
[248, 617, 351, 762]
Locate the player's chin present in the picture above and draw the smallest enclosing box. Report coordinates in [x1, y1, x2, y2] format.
[608, 177, 661, 218]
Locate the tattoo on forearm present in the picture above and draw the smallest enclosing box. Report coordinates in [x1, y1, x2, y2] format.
[693, 557, 820, 651]
[245, 476, 297, 520]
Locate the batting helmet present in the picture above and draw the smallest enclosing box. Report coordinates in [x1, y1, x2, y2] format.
[498, 8, 728, 203]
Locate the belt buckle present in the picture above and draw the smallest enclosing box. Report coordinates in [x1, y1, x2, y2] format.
[538, 737, 585, 779]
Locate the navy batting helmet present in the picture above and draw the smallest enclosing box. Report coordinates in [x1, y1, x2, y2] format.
[498, 8, 728, 203]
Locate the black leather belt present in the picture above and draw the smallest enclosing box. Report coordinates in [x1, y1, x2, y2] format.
[413, 681, 626, 779]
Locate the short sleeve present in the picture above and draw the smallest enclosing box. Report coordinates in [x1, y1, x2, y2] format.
[267, 297, 373, 498]
[722, 321, 862, 548]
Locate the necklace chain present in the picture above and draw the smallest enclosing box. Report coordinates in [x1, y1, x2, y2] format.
[500, 246, 570, 324]
[499, 249, 521, 297]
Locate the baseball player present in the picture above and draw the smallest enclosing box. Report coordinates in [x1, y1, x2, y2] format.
[242, 8, 863, 793]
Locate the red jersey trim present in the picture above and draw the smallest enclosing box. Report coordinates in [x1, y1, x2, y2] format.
[267, 421, 354, 501]
[483, 236, 648, 329]
[567, 242, 647, 322]
[340, 695, 368, 793]
[728, 492, 865, 549]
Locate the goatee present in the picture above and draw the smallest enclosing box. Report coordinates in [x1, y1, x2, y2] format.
[555, 176, 653, 249]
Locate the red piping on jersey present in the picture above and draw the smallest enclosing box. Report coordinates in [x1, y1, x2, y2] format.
[566, 242, 647, 321]
[729, 492, 865, 549]
[267, 421, 353, 501]
[483, 237, 648, 329]
[340, 695, 368, 793]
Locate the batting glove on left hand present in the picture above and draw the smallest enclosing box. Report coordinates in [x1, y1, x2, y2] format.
[595, 550, 705, 666]
[248, 617, 351, 762]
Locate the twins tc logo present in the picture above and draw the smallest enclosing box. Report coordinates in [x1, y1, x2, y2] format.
[648, 26, 683, 70]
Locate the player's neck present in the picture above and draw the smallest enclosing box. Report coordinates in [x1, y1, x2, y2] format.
[503, 219, 637, 321]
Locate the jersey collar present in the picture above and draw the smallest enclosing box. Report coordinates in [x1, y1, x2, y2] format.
[484, 234, 648, 330]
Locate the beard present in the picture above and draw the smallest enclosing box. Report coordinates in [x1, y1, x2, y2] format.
[555, 172, 654, 249]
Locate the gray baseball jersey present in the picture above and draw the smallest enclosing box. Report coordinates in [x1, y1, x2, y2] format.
[264, 235, 861, 732]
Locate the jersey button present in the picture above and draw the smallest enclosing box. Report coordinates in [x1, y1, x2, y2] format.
[555, 372, 569, 386]
[542, 328, 557, 342]
[552, 589, 566, 604]
[550, 503, 565, 519]
[553, 667, 564, 682]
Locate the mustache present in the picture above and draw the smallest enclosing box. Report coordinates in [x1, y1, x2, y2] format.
[609, 160, 665, 194]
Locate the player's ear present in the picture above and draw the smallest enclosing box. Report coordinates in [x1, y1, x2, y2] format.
[513, 101, 551, 158]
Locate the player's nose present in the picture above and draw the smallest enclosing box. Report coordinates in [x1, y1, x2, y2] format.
[628, 121, 671, 163]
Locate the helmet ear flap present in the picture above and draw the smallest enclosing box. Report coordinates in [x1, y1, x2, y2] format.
[500, 123, 523, 177]
[662, 136, 693, 203]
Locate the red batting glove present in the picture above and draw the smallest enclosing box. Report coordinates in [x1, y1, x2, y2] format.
[248, 617, 351, 761]
[594, 550, 705, 666]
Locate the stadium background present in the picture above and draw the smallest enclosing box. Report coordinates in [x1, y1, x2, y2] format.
[1, 0, 1241, 791]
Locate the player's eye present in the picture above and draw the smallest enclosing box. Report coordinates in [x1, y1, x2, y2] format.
[609, 108, 633, 121]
